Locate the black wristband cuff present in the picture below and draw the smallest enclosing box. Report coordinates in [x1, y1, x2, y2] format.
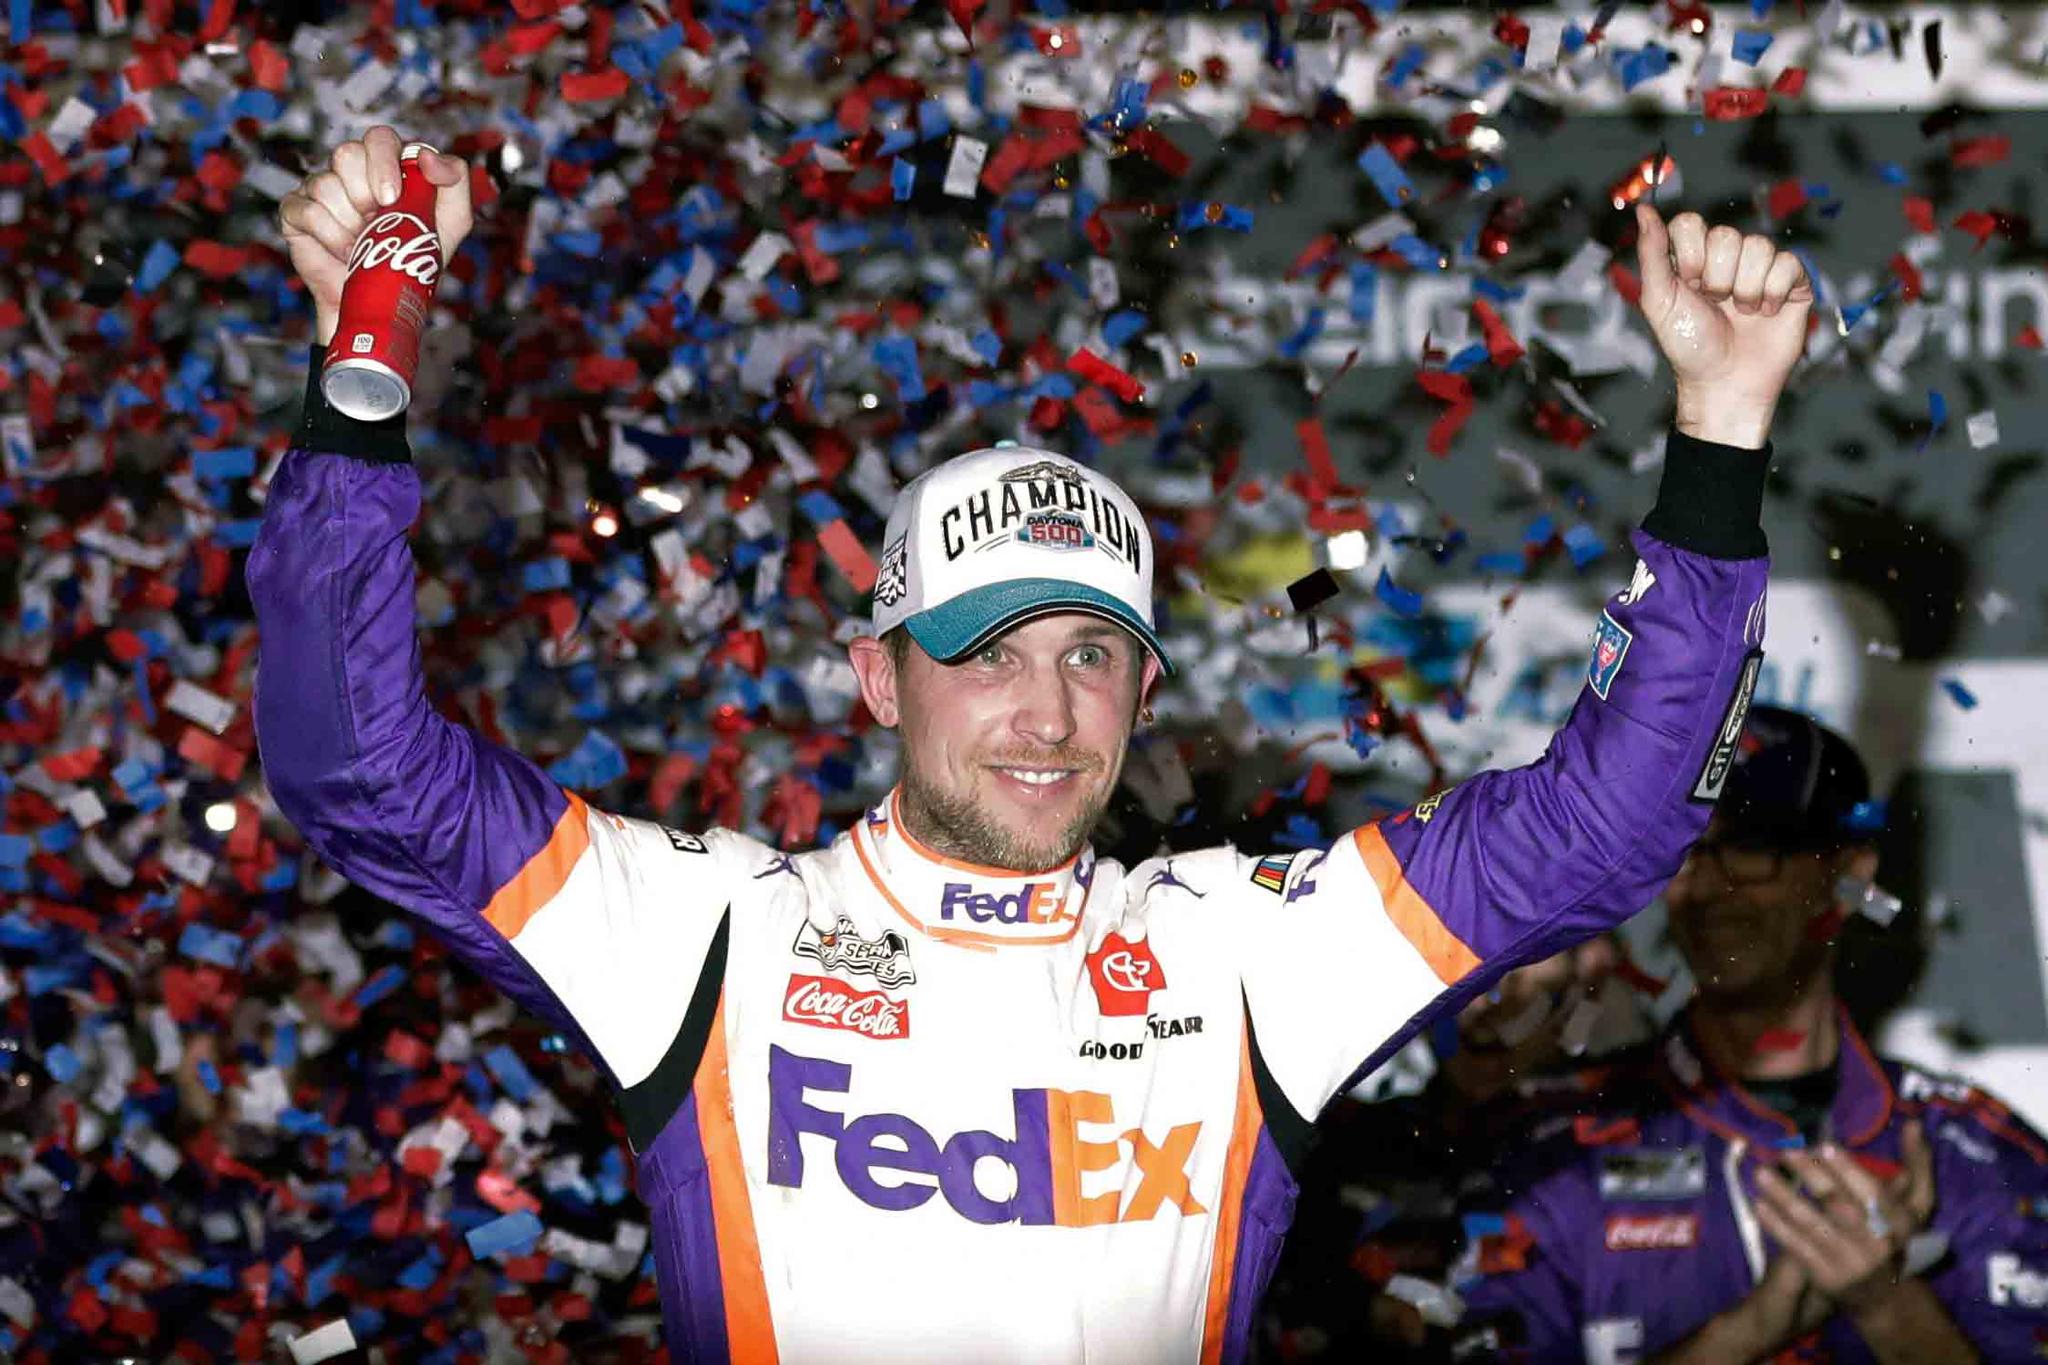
[297, 344, 413, 465]
[1641, 428, 1771, 560]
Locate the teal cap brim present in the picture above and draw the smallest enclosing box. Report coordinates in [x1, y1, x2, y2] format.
[902, 578, 1175, 677]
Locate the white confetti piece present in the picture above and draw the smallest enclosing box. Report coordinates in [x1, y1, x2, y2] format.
[1966, 409, 1999, 448]
[289, 1318, 359, 1365]
[943, 136, 988, 198]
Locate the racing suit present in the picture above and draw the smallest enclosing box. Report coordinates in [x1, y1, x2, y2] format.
[1456, 1010, 2048, 1362]
[247, 345, 1771, 1363]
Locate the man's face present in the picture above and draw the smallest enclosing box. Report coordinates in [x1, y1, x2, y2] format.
[849, 614, 1159, 873]
[1664, 817, 1877, 1005]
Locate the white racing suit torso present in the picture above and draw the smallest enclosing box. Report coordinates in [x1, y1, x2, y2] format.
[250, 419, 1770, 1361]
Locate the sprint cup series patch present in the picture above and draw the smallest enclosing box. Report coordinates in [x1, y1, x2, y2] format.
[1691, 651, 1764, 802]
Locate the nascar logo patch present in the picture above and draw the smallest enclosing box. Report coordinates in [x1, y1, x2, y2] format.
[1249, 853, 1295, 895]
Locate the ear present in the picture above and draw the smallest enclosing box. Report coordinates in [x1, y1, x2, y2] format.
[1136, 652, 1163, 712]
[847, 635, 902, 728]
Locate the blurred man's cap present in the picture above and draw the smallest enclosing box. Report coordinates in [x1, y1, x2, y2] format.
[1717, 704, 1874, 847]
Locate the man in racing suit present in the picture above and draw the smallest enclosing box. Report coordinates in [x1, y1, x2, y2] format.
[256, 127, 1808, 1361]
[1454, 710, 2048, 1362]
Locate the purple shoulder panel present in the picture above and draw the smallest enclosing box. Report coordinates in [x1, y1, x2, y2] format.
[1375, 530, 1768, 970]
[248, 449, 587, 1038]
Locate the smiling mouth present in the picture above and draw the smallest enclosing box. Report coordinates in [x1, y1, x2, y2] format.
[994, 767, 1078, 788]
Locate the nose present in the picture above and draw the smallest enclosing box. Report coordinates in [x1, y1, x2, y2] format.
[1010, 668, 1077, 748]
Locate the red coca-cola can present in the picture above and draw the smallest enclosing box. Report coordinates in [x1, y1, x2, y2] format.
[322, 142, 444, 422]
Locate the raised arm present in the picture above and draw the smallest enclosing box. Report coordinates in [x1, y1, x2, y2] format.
[255, 129, 738, 1100]
[1234, 206, 1814, 1122]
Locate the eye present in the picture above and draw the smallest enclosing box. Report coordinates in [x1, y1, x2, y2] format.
[973, 643, 1005, 666]
[1069, 644, 1107, 668]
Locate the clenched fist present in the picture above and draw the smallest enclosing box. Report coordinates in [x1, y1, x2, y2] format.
[278, 125, 474, 347]
[1633, 202, 1813, 447]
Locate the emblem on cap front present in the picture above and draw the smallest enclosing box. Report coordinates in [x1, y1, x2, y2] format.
[1001, 459, 1083, 485]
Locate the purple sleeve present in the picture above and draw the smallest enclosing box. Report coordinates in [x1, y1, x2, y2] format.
[248, 433, 601, 1064]
[1349, 432, 1770, 1071]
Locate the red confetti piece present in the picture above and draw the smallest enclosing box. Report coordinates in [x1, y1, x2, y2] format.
[1889, 252, 1923, 302]
[2017, 326, 2043, 350]
[1473, 298, 1525, 366]
[1771, 66, 1807, 96]
[1296, 417, 1340, 495]
[1414, 370, 1475, 457]
[246, 38, 289, 90]
[1066, 348, 1144, 403]
[561, 66, 631, 103]
[1606, 259, 1642, 308]
[42, 747, 102, 781]
[183, 241, 252, 279]
[1124, 127, 1190, 177]
[1951, 134, 2010, 168]
[20, 131, 67, 185]
[1903, 195, 1935, 234]
[1574, 1115, 1641, 1146]
[816, 520, 877, 594]
[1952, 209, 2001, 249]
[1702, 87, 1770, 121]
[1766, 178, 1808, 220]
[198, 0, 235, 42]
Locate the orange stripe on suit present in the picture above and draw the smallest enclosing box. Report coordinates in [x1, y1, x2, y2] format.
[1200, 1036, 1263, 1365]
[482, 790, 592, 940]
[695, 998, 779, 1363]
[1354, 824, 1482, 985]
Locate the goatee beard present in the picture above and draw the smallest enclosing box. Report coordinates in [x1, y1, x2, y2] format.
[898, 761, 1107, 873]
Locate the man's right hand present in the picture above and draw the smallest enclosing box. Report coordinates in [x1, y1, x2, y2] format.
[277, 125, 473, 347]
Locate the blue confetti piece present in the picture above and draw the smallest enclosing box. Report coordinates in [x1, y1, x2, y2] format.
[1941, 678, 1978, 710]
[1875, 160, 1907, 185]
[194, 446, 257, 480]
[1390, 235, 1444, 271]
[874, 335, 926, 402]
[213, 519, 263, 548]
[1384, 40, 1426, 86]
[465, 1210, 544, 1259]
[353, 964, 406, 1011]
[1844, 799, 1888, 834]
[1445, 342, 1490, 374]
[178, 922, 244, 969]
[1462, 1212, 1507, 1240]
[196, 1060, 221, 1095]
[1732, 28, 1773, 64]
[1357, 142, 1414, 207]
[1475, 550, 1525, 575]
[398, 1251, 443, 1291]
[1562, 523, 1607, 567]
[1375, 569, 1425, 619]
[0, 833, 30, 867]
[136, 239, 181, 292]
[484, 1044, 539, 1101]
[1348, 263, 1378, 324]
[522, 558, 573, 593]
[1616, 43, 1674, 90]
[1276, 308, 1327, 361]
[1471, 277, 1524, 304]
[44, 1043, 81, 1084]
[1101, 310, 1148, 348]
[891, 158, 915, 201]
[797, 491, 845, 525]
[547, 729, 628, 789]
[1927, 389, 1948, 431]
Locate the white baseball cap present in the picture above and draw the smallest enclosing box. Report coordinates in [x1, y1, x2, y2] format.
[871, 445, 1174, 675]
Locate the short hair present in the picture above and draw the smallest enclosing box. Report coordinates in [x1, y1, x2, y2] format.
[883, 627, 913, 668]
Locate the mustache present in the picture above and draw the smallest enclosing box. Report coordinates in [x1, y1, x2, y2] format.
[982, 748, 1108, 773]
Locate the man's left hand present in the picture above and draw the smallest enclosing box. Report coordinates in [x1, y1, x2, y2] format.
[1752, 1123, 1936, 1315]
[1633, 202, 1813, 446]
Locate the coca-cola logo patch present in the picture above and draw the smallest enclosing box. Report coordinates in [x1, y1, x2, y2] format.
[783, 974, 910, 1041]
[1603, 1213, 1698, 1252]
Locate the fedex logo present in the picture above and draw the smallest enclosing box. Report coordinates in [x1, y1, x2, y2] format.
[767, 1046, 1204, 1226]
[939, 881, 1069, 925]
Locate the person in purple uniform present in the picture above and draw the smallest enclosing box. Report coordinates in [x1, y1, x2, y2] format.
[255, 126, 1806, 1362]
[1456, 708, 2048, 1363]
